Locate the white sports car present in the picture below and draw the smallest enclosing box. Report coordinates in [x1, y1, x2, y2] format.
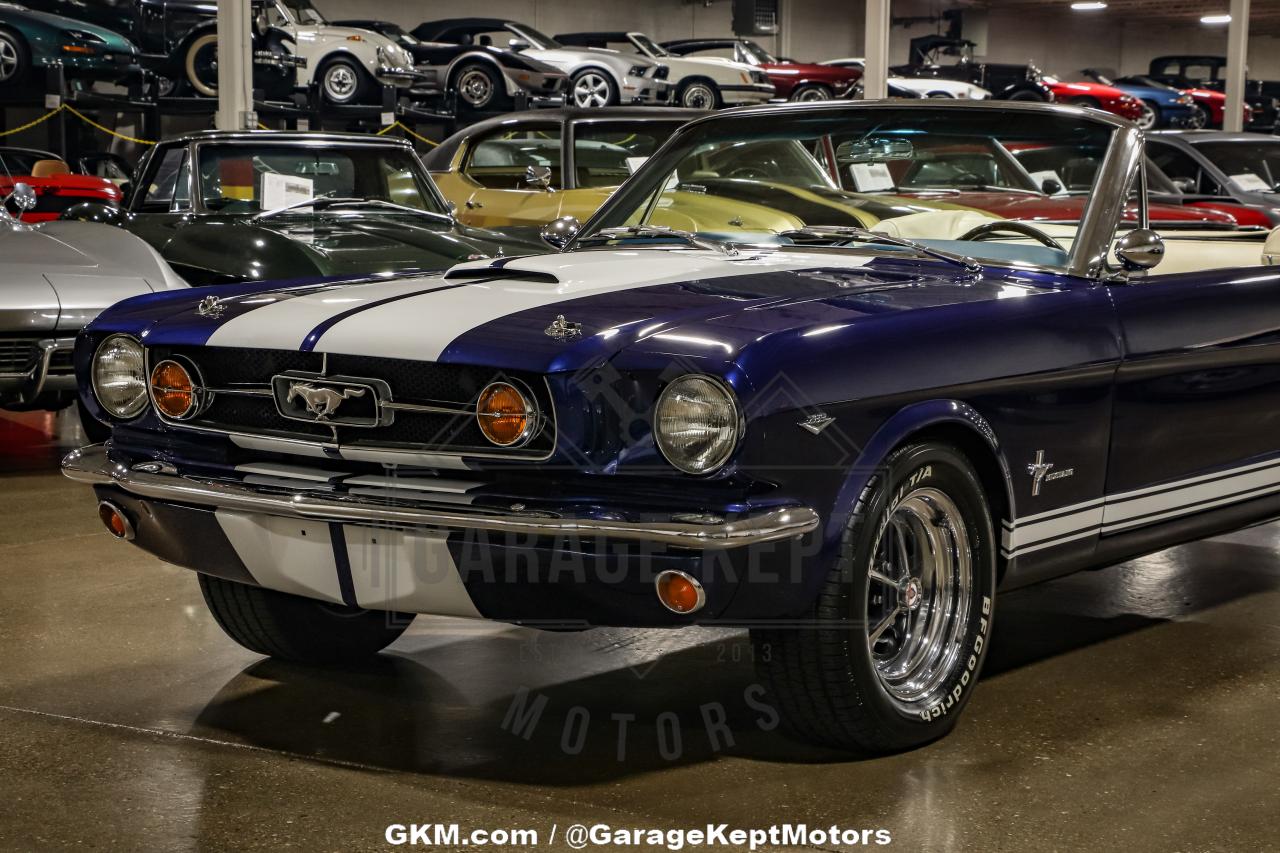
[555, 31, 775, 108]
[824, 58, 992, 100]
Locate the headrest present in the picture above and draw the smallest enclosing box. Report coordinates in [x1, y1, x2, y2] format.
[31, 159, 70, 178]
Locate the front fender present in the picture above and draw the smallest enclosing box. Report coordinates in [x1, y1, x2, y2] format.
[161, 227, 321, 284]
[824, 399, 1015, 545]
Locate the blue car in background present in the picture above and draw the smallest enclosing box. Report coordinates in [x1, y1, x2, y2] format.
[1081, 69, 1199, 130]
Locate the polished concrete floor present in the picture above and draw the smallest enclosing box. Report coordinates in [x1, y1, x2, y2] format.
[2, 408, 1278, 852]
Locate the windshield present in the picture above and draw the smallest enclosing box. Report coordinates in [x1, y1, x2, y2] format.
[582, 106, 1119, 270]
[196, 144, 446, 214]
[508, 23, 561, 50]
[1193, 141, 1280, 193]
[280, 0, 325, 25]
[0, 149, 57, 176]
[632, 34, 669, 58]
[740, 40, 777, 65]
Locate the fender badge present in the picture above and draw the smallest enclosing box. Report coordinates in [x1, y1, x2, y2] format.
[195, 295, 225, 319]
[798, 413, 836, 435]
[544, 314, 582, 341]
[1028, 450, 1074, 496]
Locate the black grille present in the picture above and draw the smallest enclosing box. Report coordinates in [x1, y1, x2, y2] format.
[0, 339, 39, 374]
[152, 345, 554, 458]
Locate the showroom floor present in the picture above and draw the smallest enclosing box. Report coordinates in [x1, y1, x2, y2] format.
[1, 408, 1278, 852]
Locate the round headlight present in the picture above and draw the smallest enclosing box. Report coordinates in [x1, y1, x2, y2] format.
[149, 359, 199, 420]
[654, 375, 741, 475]
[476, 381, 535, 447]
[91, 335, 148, 419]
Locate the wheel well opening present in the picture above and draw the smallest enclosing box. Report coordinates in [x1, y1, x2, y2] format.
[906, 423, 1012, 583]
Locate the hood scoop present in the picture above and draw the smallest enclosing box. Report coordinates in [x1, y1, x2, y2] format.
[444, 266, 561, 284]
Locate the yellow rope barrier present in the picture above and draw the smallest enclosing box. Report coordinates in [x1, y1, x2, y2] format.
[2, 103, 438, 148]
[0, 105, 65, 138]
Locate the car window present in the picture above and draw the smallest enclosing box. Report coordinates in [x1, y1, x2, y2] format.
[687, 45, 738, 61]
[194, 144, 446, 213]
[138, 147, 189, 212]
[574, 124, 676, 188]
[1192, 141, 1280, 194]
[1184, 63, 1215, 84]
[1148, 142, 1221, 195]
[464, 126, 563, 190]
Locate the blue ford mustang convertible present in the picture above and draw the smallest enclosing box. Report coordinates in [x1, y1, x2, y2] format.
[64, 101, 1280, 753]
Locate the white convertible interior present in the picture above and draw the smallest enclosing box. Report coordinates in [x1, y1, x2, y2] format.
[872, 208, 1277, 275]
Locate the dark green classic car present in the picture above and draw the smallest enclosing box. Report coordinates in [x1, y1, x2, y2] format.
[0, 1, 140, 87]
[65, 131, 543, 286]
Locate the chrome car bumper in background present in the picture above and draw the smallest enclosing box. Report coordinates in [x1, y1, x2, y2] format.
[376, 65, 426, 87]
[62, 444, 820, 550]
[624, 77, 674, 105]
[0, 337, 76, 405]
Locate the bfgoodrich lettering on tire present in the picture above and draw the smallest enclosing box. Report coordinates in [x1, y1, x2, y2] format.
[751, 441, 997, 752]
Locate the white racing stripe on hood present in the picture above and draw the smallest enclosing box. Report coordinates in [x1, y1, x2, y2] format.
[205, 276, 454, 350]
[312, 249, 864, 361]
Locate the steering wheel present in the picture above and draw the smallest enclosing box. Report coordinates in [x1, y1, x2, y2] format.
[726, 165, 773, 180]
[957, 220, 1065, 251]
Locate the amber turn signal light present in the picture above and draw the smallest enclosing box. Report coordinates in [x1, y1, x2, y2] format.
[97, 501, 135, 541]
[476, 381, 532, 447]
[655, 570, 706, 614]
[150, 359, 198, 419]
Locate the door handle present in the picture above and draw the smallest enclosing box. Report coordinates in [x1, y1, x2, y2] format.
[466, 200, 484, 209]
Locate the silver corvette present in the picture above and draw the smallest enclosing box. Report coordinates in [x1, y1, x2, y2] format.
[1, 183, 187, 418]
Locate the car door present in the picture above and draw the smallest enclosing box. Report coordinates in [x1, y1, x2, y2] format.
[126, 144, 195, 251]
[1146, 139, 1227, 197]
[451, 123, 566, 228]
[1102, 251, 1280, 543]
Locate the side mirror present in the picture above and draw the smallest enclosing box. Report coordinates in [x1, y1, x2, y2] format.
[1114, 228, 1164, 272]
[525, 164, 554, 191]
[508, 38, 531, 51]
[6, 182, 37, 215]
[540, 215, 580, 250]
[1172, 177, 1196, 194]
[1040, 177, 1063, 195]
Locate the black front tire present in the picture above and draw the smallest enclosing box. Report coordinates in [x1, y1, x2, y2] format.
[452, 62, 509, 112]
[0, 28, 30, 88]
[198, 574, 414, 665]
[750, 442, 998, 753]
[317, 55, 371, 105]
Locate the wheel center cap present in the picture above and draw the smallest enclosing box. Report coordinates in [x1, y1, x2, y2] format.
[901, 577, 922, 611]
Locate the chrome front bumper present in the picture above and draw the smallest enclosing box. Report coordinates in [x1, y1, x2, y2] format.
[62, 445, 819, 550]
[0, 337, 76, 405]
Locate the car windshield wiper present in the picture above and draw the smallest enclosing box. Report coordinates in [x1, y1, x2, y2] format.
[250, 193, 359, 221]
[575, 225, 738, 255]
[321, 198, 455, 223]
[777, 226, 982, 273]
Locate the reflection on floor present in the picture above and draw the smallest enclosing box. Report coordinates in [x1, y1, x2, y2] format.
[2, 408, 1277, 851]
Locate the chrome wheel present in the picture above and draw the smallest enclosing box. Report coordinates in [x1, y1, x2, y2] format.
[322, 61, 359, 103]
[791, 85, 831, 102]
[865, 486, 973, 713]
[186, 33, 219, 97]
[457, 67, 495, 108]
[1188, 105, 1208, 129]
[572, 71, 612, 108]
[681, 81, 716, 109]
[1136, 101, 1158, 130]
[0, 34, 19, 82]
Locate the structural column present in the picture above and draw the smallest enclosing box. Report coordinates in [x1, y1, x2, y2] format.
[215, 0, 255, 131]
[1224, 0, 1250, 132]
[864, 0, 891, 100]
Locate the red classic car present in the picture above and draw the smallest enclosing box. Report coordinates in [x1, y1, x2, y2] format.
[661, 38, 859, 101]
[829, 136, 1238, 228]
[1041, 76, 1144, 121]
[0, 148, 123, 223]
[1182, 87, 1252, 129]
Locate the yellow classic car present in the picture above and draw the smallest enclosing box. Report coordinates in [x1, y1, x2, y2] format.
[424, 107, 986, 235]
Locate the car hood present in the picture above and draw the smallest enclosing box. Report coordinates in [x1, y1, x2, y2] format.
[900, 190, 1235, 224]
[251, 215, 537, 274]
[9, 7, 139, 51]
[128, 247, 1039, 377]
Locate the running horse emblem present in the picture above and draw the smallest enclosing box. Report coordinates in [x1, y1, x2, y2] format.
[286, 382, 367, 421]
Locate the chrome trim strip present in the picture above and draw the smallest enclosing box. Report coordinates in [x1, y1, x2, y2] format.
[61, 445, 819, 550]
[1067, 123, 1144, 279]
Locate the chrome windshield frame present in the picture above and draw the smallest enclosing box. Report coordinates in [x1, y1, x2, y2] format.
[569, 100, 1141, 282]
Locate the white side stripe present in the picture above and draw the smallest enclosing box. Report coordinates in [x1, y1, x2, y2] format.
[1005, 456, 1280, 558]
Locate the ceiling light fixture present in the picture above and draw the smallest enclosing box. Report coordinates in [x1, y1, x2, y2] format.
[1201, 13, 1232, 24]
[1070, 2, 1108, 10]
